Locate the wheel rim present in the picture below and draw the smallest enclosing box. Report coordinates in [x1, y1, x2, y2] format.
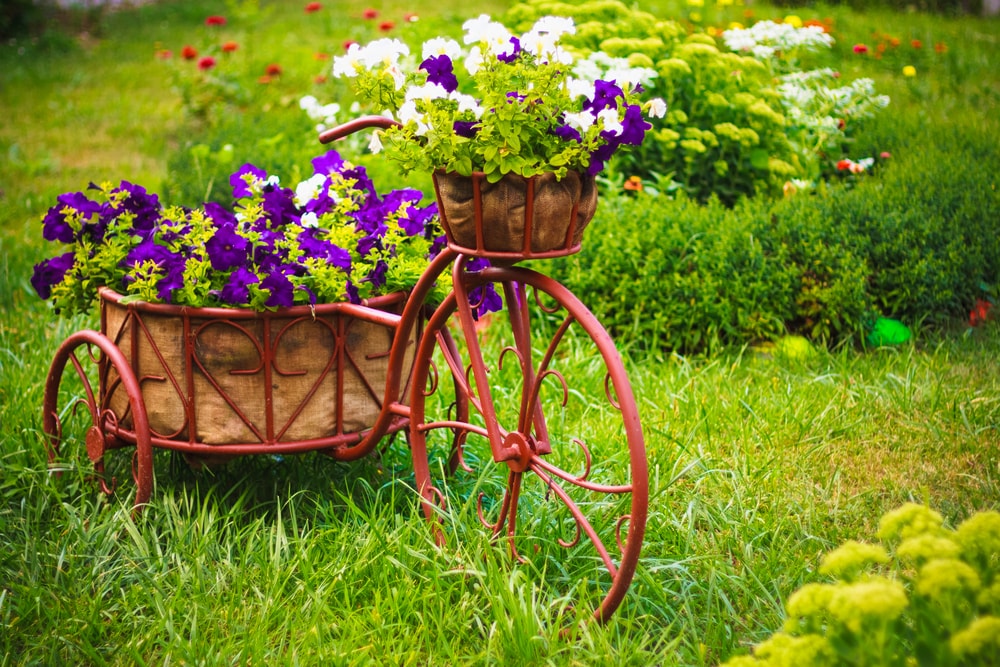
[410, 262, 648, 623]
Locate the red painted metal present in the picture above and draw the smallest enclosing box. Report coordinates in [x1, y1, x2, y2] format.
[43, 116, 649, 623]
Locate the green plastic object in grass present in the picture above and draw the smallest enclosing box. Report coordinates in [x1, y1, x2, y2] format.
[866, 317, 911, 346]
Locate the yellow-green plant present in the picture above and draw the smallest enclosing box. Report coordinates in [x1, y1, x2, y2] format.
[722, 503, 1000, 667]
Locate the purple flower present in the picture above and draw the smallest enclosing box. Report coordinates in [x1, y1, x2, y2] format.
[261, 186, 298, 227]
[218, 266, 260, 305]
[363, 259, 388, 289]
[311, 149, 345, 176]
[587, 140, 618, 176]
[552, 123, 581, 143]
[497, 36, 520, 63]
[261, 270, 295, 308]
[230, 163, 267, 198]
[618, 104, 651, 146]
[345, 280, 361, 304]
[114, 181, 162, 232]
[124, 238, 181, 268]
[157, 261, 186, 301]
[205, 224, 249, 271]
[453, 120, 479, 138]
[419, 55, 458, 93]
[42, 191, 103, 243]
[506, 91, 526, 103]
[30, 252, 75, 300]
[203, 201, 238, 226]
[584, 80, 625, 113]
[297, 228, 351, 270]
[398, 203, 437, 236]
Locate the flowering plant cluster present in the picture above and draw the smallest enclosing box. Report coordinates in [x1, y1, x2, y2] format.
[31, 150, 456, 315]
[721, 503, 1000, 667]
[330, 15, 665, 182]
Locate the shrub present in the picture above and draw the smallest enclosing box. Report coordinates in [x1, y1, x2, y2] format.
[720, 504, 1000, 667]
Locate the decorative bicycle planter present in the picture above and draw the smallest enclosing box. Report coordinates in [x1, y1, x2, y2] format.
[41, 119, 649, 623]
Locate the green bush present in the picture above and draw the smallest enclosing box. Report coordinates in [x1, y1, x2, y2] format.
[766, 0, 984, 15]
[721, 504, 1000, 667]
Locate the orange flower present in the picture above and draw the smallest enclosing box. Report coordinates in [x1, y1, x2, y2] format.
[624, 176, 643, 192]
[911, 39, 923, 49]
[222, 41, 238, 52]
[258, 75, 273, 85]
[934, 42, 948, 53]
[313, 52, 329, 60]
[181, 45, 198, 60]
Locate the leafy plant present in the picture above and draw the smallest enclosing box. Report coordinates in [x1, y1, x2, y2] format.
[31, 150, 455, 314]
[329, 14, 665, 182]
[721, 504, 1000, 667]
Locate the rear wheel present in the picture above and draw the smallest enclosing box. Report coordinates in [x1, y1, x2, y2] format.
[42, 330, 154, 511]
[409, 261, 648, 622]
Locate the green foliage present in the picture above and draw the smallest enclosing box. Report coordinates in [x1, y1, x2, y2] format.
[767, 0, 984, 15]
[722, 504, 1000, 667]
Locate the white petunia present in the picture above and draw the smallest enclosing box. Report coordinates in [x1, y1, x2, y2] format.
[451, 91, 484, 118]
[294, 174, 327, 207]
[597, 108, 623, 136]
[368, 132, 384, 154]
[563, 110, 596, 132]
[405, 82, 450, 103]
[421, 37, 462, 61]
[647, 98, 667, 118]
[300, 212, 319, 228]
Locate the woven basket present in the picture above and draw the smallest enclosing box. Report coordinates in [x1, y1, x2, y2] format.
[432, 170, 598, 259]
[100, 289, 415, 449]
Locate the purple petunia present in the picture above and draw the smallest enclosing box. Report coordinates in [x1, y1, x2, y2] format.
[218, 266, 260, 305]
[205, 223, 249, 271]
[497, 36, 521, 63]
[552, 123, 581, 143]
[261, 270, 295, 308]
[419, 55, 458, 93]
[311, 150, 345, 176]
[230, 163, 267, 198]
[618, 104, 652, 146]
[30, 252, 75, 300]
[453, 120, 479, 138]
[584, 80, 625, 113]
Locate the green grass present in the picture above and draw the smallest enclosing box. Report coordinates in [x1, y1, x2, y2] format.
[2, 1, 999, 665]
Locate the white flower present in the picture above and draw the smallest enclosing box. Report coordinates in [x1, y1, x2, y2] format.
[300, 212, 319, 228]
[368, 132, 384, 154]
[604, 65, 658, 89]
[358, 38, 410, 69]
[464, 46, 484, 75]
[565, 77, 596, 100]
[451, 91, 484, 118]
[462, 15, 512, 57]
[294, 173, 329, 207]
[422, 37, 462, 61]
[597, 108, 623, 136]
[563, 110, 596, 132]
[405, 82, 450, 103]
[529, 16, 575, 40]
[332, 43, 364, 78]
[647, 98, 667, 118]
[398, 100, 430, 135]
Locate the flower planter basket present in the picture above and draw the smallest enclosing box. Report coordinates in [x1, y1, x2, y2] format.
[99, 288, 416, 455]
[432, 170, 598, 260]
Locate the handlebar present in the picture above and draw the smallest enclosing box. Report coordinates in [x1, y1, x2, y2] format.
[318, 116, 403, 144]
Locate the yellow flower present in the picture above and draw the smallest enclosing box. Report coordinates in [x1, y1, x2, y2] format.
[728, 22, 744, 30]
[903, 65, 917, 77]
[687, 0, 705, 6]
[784, 15, 803, 28]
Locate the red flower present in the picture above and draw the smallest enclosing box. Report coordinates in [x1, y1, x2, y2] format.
[378, 20, 395, 32]
[222, 41, 239, 52]
[313, 52, 329, 60]
[198, 56, 216, 71]
[343, 39, 358, 51]
[934, 42, 948, 53]
[880, 151, 892, 160]
[837, 118, 846, 130]
[911, 39, 923, 49]
[265, 63, 282, 76]
[623, 176, 643, 192]
[836, 159, 852, 171]
[362, 8, 378, 19]
[404, 13, 419, 22]
[157, 49, 172, 59]
[305, 1, 322, 11]
[205, 15, 227, 26]
[314, 75, 328, 84]
[970, 299, 993, 326]
[853, 44, 868, 55]
[181, 45, 198, 60]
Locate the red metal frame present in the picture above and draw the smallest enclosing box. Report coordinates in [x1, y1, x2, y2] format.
[43, 116, 649, 623]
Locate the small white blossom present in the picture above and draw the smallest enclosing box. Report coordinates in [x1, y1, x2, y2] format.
[405, 82, 450, 103]
[464, 46, 484, 75]
[299, 212, 319, 228]
[563, 110, 596, 132]
[597, 108, 623, 136]
[451, 91, 484, 118]
[294, 173, 328, 207]
[421, 37, 462, 61]
[368, 132, 384, 154]
[647, 98, 667, 118]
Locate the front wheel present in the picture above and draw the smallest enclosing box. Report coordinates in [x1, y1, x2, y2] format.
[409, 260, 648, 623]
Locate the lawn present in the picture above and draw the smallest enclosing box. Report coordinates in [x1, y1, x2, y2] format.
[1, 1, 998, 665]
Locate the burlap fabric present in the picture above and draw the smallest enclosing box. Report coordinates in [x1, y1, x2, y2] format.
[103, 295, 415, 447]
[433, 170, 598, 255]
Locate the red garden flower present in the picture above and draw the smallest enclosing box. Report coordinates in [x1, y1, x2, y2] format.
[198, 56, 216, 71]
[305, 2, 322, 11]
[181, 45, 198, 60]
[378, 20, 395, 32]
[970, 299, 993, 326]
[205, 15, 227, 26]
[157, 49, 172, 59]
[265, 63, 282, 76]
[313, 52, 329, 60]
[222, 41, 239, 52]
[404, 13, 419, 22]
[911, 39, 923, 49]
[934, 42, 948, 53]
[853, 44, 868, 55]
[623, 176, 643, 192]
[362, 8, 378, 19]
[836, 159, 852, 171]
[342, 39, 357, 51]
